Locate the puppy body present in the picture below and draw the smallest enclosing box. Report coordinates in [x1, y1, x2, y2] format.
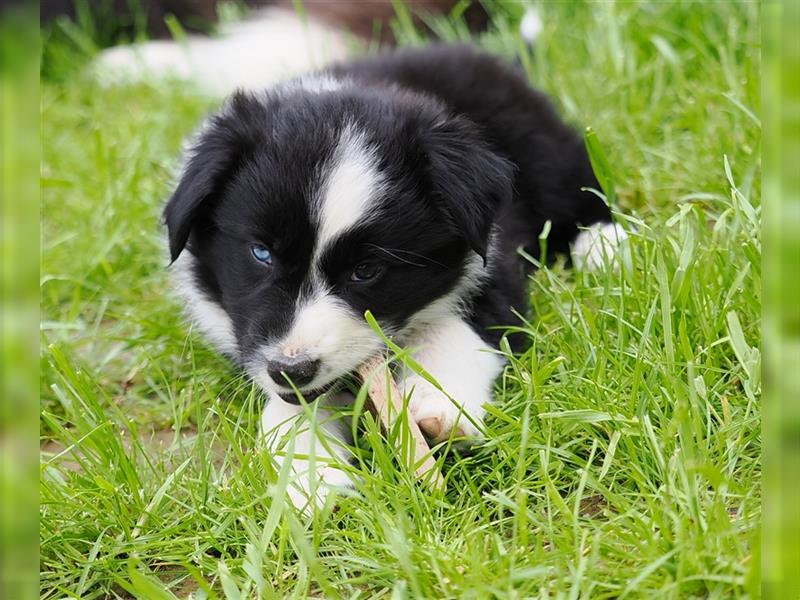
[166, 45, 625, 506]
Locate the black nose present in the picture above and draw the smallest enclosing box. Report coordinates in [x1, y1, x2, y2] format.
[267, 357, 320, 388]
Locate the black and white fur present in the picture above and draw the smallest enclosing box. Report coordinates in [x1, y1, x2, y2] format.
[165, 44, 627, 507]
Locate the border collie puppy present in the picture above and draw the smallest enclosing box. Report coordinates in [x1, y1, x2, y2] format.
[165, 44, 626, 507]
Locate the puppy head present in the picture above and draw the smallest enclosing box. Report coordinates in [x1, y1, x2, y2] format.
[165, 83, 512, 402]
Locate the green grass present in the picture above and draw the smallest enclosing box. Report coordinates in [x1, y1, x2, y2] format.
[40, 2, 761, 598]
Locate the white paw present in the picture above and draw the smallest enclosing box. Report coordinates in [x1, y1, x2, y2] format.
[285, 465, 356, 512]
[571, 222, 629, 271]
[260, 392, 356, 512]
[405, 376, 485, 443]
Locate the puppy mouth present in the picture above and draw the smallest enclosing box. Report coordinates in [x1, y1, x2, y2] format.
[277, 381, 337, 404]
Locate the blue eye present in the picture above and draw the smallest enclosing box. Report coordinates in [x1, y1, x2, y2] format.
[250, 244, 273, 264]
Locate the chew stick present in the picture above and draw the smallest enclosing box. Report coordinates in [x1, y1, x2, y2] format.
[356, 355, 445, 491]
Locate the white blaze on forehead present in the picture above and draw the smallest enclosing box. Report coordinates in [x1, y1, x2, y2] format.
[315, 125, 385, 255]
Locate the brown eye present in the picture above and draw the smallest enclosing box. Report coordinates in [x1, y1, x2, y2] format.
[350, 262, 382, 282]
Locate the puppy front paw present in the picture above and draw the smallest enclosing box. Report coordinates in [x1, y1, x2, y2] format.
[285, 465, 356, 512]
[571, 222, 629, 271]
[405, 377, 485, 443]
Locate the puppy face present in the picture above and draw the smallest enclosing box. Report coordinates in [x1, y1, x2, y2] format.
[165, 83, 512, 402]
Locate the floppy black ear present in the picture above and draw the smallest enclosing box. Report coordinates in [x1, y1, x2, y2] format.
[164, 93, 263, 262]
[164, 142, 236, 263]
[425, 116, 514, 261]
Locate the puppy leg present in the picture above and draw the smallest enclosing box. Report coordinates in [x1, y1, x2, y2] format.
[259, 392, 354, 510]
[399, 316, 505, 443]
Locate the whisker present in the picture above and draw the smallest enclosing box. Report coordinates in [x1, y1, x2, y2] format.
[365, 244, 447, 268]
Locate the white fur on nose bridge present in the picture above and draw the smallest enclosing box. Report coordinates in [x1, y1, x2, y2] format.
[281, 293, 365, 354]
[282, 345, 303, 359]
[282, 294, 341, 353]
[264, 291, 382, 390]
[315, 124, 385, 257]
